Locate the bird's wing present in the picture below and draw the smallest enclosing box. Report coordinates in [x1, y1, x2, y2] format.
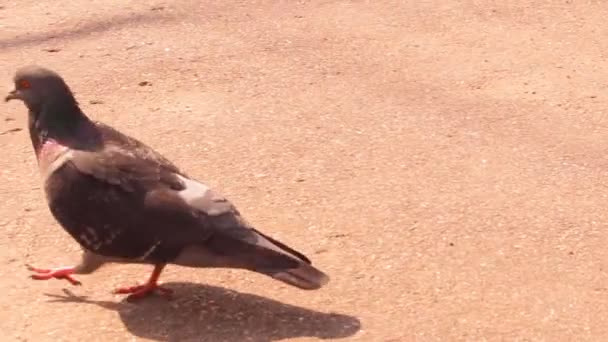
[65, 146, 310, 266]
[69, 146, 184, 193]
[93, 121, 182, 173]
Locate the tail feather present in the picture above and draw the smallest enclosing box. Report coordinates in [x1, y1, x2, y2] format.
[250, 237, 330, 290]
[260, 260, 330, 290]
[203, 229, 330, 290]
[248, 230, 329, 289]
[251, 228, 312, 264]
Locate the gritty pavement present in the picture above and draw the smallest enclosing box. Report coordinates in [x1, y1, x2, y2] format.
[2, 1, 608, 341]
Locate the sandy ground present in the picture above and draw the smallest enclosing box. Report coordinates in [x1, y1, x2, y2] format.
[2, 0, 608, 341]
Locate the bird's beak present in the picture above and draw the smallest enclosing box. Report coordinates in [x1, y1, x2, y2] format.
[4, 89, 20, 102]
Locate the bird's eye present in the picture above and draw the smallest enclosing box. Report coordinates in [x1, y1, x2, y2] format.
[18, 80, 31, 89]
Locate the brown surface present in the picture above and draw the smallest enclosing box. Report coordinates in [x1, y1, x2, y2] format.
[1, 1, 608, 341]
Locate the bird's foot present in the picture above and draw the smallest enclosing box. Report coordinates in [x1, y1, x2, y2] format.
[26, 264, 82, 286]
[113, 282, 173, 301]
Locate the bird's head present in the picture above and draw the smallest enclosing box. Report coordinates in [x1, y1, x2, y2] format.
[5, 65, 77, 113]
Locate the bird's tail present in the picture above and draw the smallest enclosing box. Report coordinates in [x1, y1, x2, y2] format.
[246, 230, 329, 290]
[260, 259, 330, 290]
[202, 228, 330, 290]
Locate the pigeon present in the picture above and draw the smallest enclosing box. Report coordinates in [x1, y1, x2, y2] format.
[5, 65, 329, 300]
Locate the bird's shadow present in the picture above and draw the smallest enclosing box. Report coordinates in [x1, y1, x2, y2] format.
[45, 282, 361, 342]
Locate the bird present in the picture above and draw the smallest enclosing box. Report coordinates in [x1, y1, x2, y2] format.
[4, 65, 329, 301]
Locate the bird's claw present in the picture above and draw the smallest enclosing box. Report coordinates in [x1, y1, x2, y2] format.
[26, 264, 82, 286]
[113, 282, 173, 301]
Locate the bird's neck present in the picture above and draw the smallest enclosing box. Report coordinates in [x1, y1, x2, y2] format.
[29, 102, 100, 157]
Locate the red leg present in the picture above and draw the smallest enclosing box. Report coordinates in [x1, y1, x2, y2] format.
[26, 264, 82, 286]
[113, 264, 173, 301]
